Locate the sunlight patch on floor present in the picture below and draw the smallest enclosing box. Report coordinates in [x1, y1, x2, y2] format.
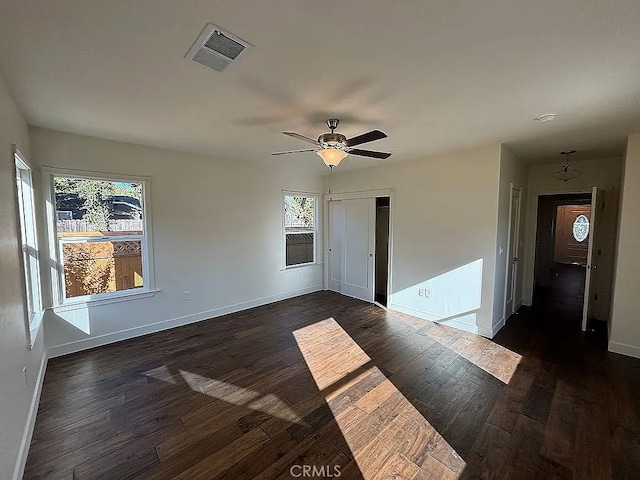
[293, 318, 465, 479]
[143, 365, 177, 384]
[141, 365, 302, 424]
[392, 311, 522, 384]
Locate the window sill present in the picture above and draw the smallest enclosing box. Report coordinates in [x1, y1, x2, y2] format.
[28, 311, 45, 350]
[51, 288, 161, 312]
[281, 263, 323, 271]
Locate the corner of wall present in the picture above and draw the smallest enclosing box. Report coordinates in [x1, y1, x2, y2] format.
[12, 350, 48, 480]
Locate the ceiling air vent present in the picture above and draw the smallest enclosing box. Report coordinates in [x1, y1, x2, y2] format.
[186, 24, 251, 73]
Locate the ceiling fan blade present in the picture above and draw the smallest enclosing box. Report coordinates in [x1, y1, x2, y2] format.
[348, 148, 391, 159]
[345, 130, 387, 147]
[271, 148, 317, 156]
[282, 131, 321, 146]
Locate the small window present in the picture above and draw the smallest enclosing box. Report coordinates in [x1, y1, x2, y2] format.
[15, 151, 43, 344]
[52, 174, 151, 302]
[283, 193, 317, 267]
[572, 214, 590, 242]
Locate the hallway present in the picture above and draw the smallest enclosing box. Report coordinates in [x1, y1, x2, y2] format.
[532, 262, 587, 332]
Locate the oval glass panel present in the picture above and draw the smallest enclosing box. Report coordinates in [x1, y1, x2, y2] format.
[572, 214, 590, 242]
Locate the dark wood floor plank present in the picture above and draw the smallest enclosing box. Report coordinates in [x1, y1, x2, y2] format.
[72, 446, 159, 480]
[460, 423, 511, 480]
[498, 415, 545, 480]
[173, 427, 270, 480]
[441, 374, 503, 458]
[540, 379, 581, 469]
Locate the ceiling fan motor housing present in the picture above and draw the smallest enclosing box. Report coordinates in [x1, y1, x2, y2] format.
[318, 132, 347, 149]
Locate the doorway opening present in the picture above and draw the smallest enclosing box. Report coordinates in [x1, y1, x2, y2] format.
[534, 193, 592, 332]
[375, 197, 390, 306]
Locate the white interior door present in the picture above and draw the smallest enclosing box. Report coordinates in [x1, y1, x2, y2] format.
[505, 186, 522, 316]
[328, 200, 344, 293]
[582, 187, 601, 331]
[341, 198, 375, 302]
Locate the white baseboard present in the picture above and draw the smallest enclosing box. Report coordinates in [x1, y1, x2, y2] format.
[608, 340, 640, 359]
[490, 317, 506, 338]
[13, 351, 48, 480]
[48, 285, 323, 358]
[387, 302, 442, 323]
[388, 302, 491, 337]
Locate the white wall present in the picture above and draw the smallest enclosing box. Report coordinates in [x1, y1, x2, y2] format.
[522, 157, 622, 322]
[0, 75, 48, 479]
[327, 144, 502, 337]
[29, 128, 324, 355]
[610, 134, 640, 358]
[493, 145, 528, 331]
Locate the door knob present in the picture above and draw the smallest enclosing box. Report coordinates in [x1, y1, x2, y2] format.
[369, 253, 373, 257]
[591, 264, 598, 269]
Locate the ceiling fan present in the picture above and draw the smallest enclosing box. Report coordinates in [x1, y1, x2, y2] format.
[272, 119, 391, 167]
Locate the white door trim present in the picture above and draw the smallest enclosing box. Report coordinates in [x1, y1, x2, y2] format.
[323, 188, 395, 305]
[503, 184, 522, 318]
[582, 187, 599, 331]
[323, 188, 394, 202]
[522, 186, 610, 306]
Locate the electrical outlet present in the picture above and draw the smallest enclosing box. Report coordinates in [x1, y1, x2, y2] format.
[183, 291, 190, 301]
[418, 288, 424, 297]
[424, 287, 432, 298]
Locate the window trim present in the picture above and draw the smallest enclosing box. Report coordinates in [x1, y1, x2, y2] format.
[43, 166, 156, 306]
[282, 190, 320, 270]
[13, 147, 43, 348]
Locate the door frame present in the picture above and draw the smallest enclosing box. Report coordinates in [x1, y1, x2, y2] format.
[522, 187, 599, 307]
[323, 188, 395, 304]
[582, 187, 600, 331]
[503, 183, 522, 318]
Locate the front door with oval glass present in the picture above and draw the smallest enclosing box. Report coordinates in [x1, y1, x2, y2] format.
[554, 205, 591, 264]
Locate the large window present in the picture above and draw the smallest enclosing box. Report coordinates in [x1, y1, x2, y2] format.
[15, 151, 43, 344]
[283, 193, 317, 267]
[50, 172, 152, 303]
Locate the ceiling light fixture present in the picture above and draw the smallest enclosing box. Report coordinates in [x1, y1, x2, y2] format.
[553, 150, 582, 182]
[535, 113, 557, 123]
[316, 148, 348, 167]
[272, 119, 390, 168]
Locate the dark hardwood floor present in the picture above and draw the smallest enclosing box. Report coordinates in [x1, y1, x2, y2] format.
[25, 290, 640, 479]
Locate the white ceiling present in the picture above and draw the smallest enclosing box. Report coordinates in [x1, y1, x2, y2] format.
[1, 0, 640, 171]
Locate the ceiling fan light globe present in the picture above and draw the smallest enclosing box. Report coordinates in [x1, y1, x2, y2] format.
[317, 148, 348, 167]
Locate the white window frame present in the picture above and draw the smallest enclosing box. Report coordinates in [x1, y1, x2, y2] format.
[43, 167, 156, 306]
[13, 147, 43, 348]
[282, 190, 319, 269]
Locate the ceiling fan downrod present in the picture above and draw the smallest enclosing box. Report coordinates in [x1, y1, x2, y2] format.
[326, 118, 340, 133]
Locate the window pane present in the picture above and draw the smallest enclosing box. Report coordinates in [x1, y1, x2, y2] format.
[62, 240, 143, 298]
[26, 252, 40, 315]
[284, 196, 314, 229]
[572, 214, 590, 242]
[16, 161, 42, 319]
[54, 178, 143, 236]
[286, 233, 314, 266]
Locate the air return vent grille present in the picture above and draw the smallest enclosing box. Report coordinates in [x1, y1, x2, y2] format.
[186, 24, 251, 73]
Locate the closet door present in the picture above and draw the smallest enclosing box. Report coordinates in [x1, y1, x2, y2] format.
[341, 198, 375, 302]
